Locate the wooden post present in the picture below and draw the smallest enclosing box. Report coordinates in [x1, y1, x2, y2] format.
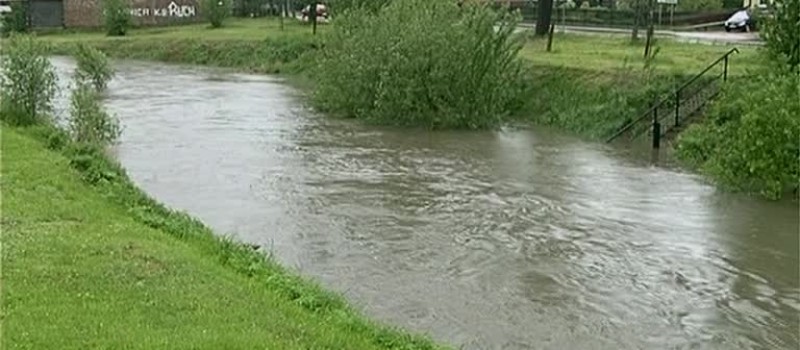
[546, 23, 555, 52]
[279, 0, 285, 30]
[310, 1, 317, 35]
[644, 23, 654, 58]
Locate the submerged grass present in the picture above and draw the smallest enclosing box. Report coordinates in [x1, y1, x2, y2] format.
[0, 125, 444, 349]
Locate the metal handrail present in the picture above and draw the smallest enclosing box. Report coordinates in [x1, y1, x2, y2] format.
[605, 48, 739, 144]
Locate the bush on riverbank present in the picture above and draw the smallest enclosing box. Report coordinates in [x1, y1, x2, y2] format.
[68, 83, 121, 145]
[74, 43, 114, 91]
[313, 0, 529, 129]
[0, 34, 58, 126]
[675, 71, 799, 199]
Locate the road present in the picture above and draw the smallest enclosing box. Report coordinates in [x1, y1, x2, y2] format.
[518, 23, 764, 46]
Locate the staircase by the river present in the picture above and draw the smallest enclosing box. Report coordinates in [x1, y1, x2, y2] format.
[606, 48, 739, 148]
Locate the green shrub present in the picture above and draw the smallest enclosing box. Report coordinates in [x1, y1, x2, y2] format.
[762, 0, 800, 70]
[313, 0, 529, 129]
[1, 1, 29, 36]
[201, 0, 231, 28]
[0, 34, 58, 126]
[103, 0, 132, 36]
[74, 43, 114, 91]
[68, 83, 122, 146]
[675, 72, 800, 199]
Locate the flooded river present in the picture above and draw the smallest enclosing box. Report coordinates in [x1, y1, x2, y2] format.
[52, 57, 799, 349]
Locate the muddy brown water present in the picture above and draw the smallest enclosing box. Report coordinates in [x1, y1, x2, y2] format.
[51, 57, 799, 350]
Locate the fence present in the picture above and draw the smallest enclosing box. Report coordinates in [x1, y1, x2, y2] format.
[605, 48, 739, 147]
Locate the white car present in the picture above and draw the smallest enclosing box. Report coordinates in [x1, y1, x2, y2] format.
[724, 9, 753, 32]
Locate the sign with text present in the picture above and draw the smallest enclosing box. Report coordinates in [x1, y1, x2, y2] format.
[131, 1, 197, 17]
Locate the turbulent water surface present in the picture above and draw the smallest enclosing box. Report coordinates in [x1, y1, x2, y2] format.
[53, 57, 799, 350]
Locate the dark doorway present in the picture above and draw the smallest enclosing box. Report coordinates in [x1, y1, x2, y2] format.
[29, 0, 63, 28]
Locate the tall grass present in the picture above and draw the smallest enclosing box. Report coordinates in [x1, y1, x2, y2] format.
[313, 0, 529, 129]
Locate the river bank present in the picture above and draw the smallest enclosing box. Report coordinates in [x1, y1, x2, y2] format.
[0, 124, 444, 349]
[35, 18, 764, 140]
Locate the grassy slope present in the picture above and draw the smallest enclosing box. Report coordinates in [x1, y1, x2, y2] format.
[0, 126, 443, 350]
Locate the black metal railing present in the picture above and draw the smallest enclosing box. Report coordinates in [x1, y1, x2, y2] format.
[605, 48, 739, 147]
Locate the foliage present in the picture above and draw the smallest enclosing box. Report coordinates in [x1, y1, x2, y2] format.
[1, 1, 28, 36]
[314, 0, 529, 129]
[0, 34, 57, 126]
[74, 43, 114, 91]
[68, 83, 121, 146]
[202, 0, 232, 28]
[103, 0, 132, 36]
[762, 0, 800, 71]
[675, 73, 800, 199]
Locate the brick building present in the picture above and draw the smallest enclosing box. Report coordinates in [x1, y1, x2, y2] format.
[23, 0, 202, 28]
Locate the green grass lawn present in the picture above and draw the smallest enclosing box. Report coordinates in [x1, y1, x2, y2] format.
[520, 33, 764, 75]
[0, 126, 442, 350]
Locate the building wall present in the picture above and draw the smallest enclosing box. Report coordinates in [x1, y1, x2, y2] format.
[64, 0, 202, 27]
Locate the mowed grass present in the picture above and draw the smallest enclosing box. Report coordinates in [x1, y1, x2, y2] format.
[520, 33, 764, 75]
[0, 127, 443, 350]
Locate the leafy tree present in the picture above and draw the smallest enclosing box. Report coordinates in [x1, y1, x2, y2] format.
[762, 0, 800, 70]
[104, 0, 132, 36]
[1, 1, 28, 36]
[202, 0, 232, 28]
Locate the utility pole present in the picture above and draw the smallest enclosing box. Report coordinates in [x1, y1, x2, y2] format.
[535, 0, 554, 36]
